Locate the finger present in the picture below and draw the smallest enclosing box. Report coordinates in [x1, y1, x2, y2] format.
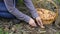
[40, 20, 45, 28]
[31, 22, 37, 26]
[37, 20, 41, 26]
[29, 18, 37, 27]
[37, 20, 45, 28]
[38, 17, 44, 26]
[39, 19, 43, 26]
[29, 22, 37, 27]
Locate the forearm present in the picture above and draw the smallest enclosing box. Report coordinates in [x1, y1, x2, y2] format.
[4, 0, 31, 23]
[24, 0, 39, 18]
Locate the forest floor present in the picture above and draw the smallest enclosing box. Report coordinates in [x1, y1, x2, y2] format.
[0, 18, 60, 34]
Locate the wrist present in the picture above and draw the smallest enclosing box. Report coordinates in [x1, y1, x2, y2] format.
[32, 12, 39, 19]
[24, 15, 31, 23]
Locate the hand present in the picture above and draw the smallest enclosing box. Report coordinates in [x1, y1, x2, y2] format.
[29, 18, 37, 27]
[36, 17, 45, 28]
